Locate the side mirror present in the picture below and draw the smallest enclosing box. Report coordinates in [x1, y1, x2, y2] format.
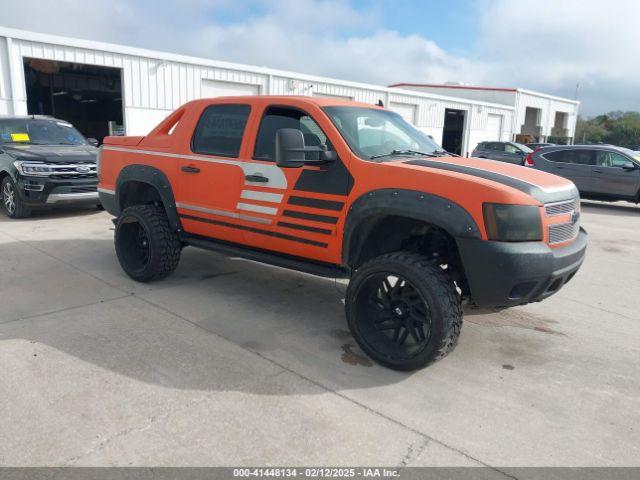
[87, 138, 99, 147]
[275, 128, 336, 168]
[621, 161, 637, 171]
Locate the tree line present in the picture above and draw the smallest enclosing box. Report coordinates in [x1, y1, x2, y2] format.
[575, 111, 640, 148]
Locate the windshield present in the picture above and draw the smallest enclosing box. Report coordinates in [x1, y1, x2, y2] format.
[0, 118, 88, 146]
[323, 106, 441, 160]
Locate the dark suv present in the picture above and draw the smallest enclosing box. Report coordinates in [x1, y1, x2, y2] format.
[471, 141, 533, 165]
[524, 145, 640, 203]
[0, 116, 99, 218]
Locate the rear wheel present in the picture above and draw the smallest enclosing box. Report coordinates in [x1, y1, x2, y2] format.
[115, 204, 181, 282]
[1, 177, 30, 218]
[346, 252, 462, 371]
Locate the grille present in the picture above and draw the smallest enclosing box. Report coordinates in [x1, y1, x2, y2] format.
[549, 222, 580, 244]
[48, 163, 97, 179]
[545, 198, 579, 216]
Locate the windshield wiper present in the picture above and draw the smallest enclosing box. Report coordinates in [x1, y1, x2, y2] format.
[370, 149, 438, 160]
[432, 149, 459, 157]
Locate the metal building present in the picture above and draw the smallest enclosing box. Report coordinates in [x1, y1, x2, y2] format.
[390, 83, 580, 145]
[1, 27, 574, 155]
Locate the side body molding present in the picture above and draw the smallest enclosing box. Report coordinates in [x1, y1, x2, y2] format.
[343, 189, 481, 266]
[115, 164, 181, 231]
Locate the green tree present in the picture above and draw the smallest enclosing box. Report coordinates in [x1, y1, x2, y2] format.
[575, 111, 640, 147]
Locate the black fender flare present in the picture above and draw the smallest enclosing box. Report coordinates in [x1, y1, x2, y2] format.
[343, 189, 481, 267]
[115, 164, 181, 231]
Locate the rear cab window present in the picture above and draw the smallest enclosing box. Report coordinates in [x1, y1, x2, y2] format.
[191, 104, 251, 157]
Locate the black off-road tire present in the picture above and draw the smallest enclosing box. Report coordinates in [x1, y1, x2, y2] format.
[115, 204, 181, 282]
[345, 251, 462, 371]
[1, 176, 31, 219]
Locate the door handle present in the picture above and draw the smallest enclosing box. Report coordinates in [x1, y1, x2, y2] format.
[181, 165, 200, 174]
[556, 165, 564, 169]
[593, 169, 603, 173]
[245, 174, 268, 183]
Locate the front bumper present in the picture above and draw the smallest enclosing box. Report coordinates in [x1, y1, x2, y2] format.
[457, 228, 587, 309]
[16, 175, 99, 207]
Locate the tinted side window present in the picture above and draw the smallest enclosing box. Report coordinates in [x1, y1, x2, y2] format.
[566, 150, 595, 166]
[505, 144, 519, 154]
[254, 107, 330, 161]
[488, 142, 505, 151]
[192, 104, 250, 157]
[543, 150, 568, 163]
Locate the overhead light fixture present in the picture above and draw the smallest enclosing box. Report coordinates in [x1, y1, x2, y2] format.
[80, 99, 97, 103]
[52, 91, 68, 96]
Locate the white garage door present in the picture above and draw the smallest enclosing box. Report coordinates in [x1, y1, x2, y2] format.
[389, 102, 417, 124]
[201, 80, 261, 98]
[485, 114, 503, 141]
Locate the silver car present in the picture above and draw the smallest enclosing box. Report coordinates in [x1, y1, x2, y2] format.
[526, 145, 640, 204]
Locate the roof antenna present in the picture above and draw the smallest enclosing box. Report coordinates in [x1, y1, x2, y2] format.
[376, 99, 384, 107]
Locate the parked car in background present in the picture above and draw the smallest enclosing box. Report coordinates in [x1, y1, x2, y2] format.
[471, 141, 533, 165]
[527, 142, 556, 150]
[0, 116, 99, 218]
[524, 145, 640, 204]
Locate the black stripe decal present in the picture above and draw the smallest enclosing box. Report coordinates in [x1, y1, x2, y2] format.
[404, 159, 578, 204]
[180, 214, 328, 248]
[288, 196, 344, 211]
[282, 209, 339, 224]
[277, 221, 333, 235]
[405, 159, 537, 195]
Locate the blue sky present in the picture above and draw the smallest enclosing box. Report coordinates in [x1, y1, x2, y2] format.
[3, 0, 639, 115]
[351, 0, 479, 52]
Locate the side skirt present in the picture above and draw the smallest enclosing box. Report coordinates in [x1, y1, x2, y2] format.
[180, 232, 351, 279]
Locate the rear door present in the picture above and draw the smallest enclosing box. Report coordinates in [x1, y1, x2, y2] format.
[540, 149, 593, 192]
[176, 103, 251, 242]
[592, 150, 640, 198]
[483, 142, 506, 161]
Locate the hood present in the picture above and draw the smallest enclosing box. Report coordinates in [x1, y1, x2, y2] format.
[400, 156, 578, 204]
[1, 144, 98, 163]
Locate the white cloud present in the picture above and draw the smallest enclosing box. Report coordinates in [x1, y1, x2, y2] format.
[476, 0, 640, 113]
[2, 0, 638, 114]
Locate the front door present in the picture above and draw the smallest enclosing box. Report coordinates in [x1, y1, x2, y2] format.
[592, 150, 640, 198]
[504, 143, 525, 165]
[238, 105, 351, 264]
[176, 103, 250, 244]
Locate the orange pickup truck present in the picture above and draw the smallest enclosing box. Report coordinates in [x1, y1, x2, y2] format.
[98, 96, 587, 370]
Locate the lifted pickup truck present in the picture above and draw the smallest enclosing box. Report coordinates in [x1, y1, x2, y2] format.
[98, 96, 587, 370]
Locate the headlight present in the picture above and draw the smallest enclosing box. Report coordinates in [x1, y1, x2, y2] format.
[483, 203, 543, 241]
[13, 161, 54, 176]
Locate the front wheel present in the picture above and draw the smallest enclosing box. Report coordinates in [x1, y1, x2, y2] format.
[345, 252, 462, 371]
[1, 177, 31, 218]
[115, 204, 181, 282]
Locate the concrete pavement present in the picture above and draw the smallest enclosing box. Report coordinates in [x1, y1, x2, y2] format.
[0, 201, 638, 468]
